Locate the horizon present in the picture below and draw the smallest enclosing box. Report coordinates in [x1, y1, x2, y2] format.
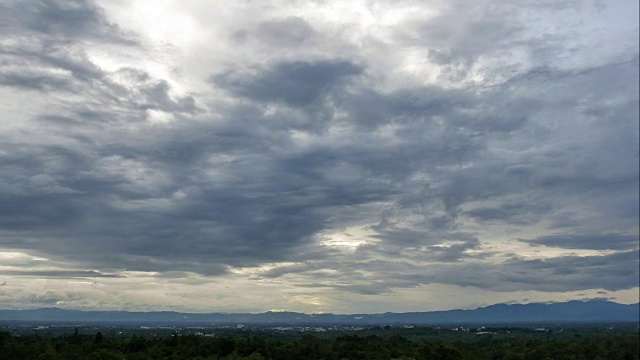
[0, 0, 638, 314]
[2, 299, 639, 327]
[2, 299, 638, 316]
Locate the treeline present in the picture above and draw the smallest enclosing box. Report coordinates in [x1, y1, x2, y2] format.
[0, 327, 638, 359]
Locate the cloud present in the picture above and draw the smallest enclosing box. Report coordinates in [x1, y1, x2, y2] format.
[234, 16, 316, 46]
[464, 202, 552, 225]
[520, 233, 639, 251]
[212, 60, 363, 107]
[259, 249, 639, 295]
[0, 0, 136, 91]
[0, 0, 637, 312]
[0, 71, 73, 92]
[1, 0, 133, 43]
[0, 270, 124, 279]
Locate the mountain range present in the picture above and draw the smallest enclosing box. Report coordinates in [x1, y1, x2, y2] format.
[0, 300, 637, 325]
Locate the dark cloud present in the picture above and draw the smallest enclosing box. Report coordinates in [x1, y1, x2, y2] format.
[2, 49, 637, 282]
[465, 202, 552, 225]
[1, 0, 134, 43]
[264, 250, 638, 295]
[0, 0, 637, 311]
[494, 250, 640, 292]
[0, 44, 105, 92]
[0, 71, 72, 91]
[138, 81, 198, 113]
[20, 50, 629, 278]
[521, 233, 639, 250]
[0, 0, 139, 100]
[212, 60, 363, 106]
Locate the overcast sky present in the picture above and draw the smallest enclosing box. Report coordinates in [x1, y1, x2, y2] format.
[0, 0, 638, 314]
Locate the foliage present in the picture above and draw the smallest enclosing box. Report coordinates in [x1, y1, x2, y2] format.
[0, 325, 637, 359]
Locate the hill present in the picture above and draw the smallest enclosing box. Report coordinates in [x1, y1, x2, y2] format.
[0, 300, 637, 325]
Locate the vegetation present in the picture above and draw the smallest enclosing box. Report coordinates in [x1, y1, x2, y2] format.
[0, 324, 637, 359]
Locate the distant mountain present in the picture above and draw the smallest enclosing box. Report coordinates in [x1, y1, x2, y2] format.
[0, 300, 637, 325]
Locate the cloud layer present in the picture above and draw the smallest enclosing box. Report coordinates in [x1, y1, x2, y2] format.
[0, 0, 637, 312]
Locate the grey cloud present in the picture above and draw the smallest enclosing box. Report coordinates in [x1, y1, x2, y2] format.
[0, 71, 72, 91]
[367, 227, 483, 261]
[0, 42, 105, 93]
[464, 202, 552, 225]
[0, 0, 140, 101]
[350, 86, 474, 129]
[332, 283, 397, 296]
[1, 0, 134, 44]
[88, 255, 230, 277]
[521, 233, 639, 250]
[0, 192, 84, 231]
[0, 119, 394, 272]
[1, 49, 636, 279]
[0, 0, 637, 311]
[272, 250, 638, 295]
[0, 270, 124, 278]
[136, 78, 198, 113]
[74, 67, 199, 116]
[420, 60, 639, 221]
[433, 251, 639, 292]
[212, 60, 363, 107]
[236, 17, 316, 46]
[32, 46, 105, 80]
[411, 3, 523, 81]
[260, 263, 322, 279]
[344, 85, 523, 132]
[496, 250, 640, 292]
[371, 229, 435, 247]
[410, 0, 627, 85]
[427, 49, 456, 66]
[437, 164, 518, 213]
[23, 0, 108, 35]
[424, 238, 482, 262]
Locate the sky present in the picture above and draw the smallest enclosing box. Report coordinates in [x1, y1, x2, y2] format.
[0, 0, 638, 314]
